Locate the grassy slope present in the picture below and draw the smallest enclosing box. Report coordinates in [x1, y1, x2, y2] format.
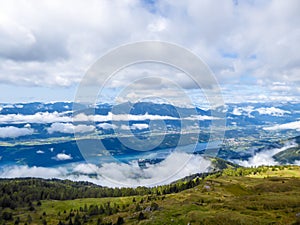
[2, 166, 300, 225]
[273, 146, 300, 164]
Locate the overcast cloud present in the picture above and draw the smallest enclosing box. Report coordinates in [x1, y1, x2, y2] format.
[0, 0, 299, 103]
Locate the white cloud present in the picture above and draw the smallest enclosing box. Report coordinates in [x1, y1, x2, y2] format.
[0, 152, 211, 187]
[234, 142, 298, 167]
[131, 123, 149, 130]
[120, 124, 130, 130]
[75, 112, 178, 122]
[2, 104, 14, 108]
[0, 126, 33, 138]
[270, 83, 291, 92]
[47, 122, 95, 134]
[242, 106, 255, 117]
[0, 110, 216, 127]
[0, 0, 299, 102]
[186, 115, 220, 120]
[229, 105, 294, 118]
[101, 64, 199, 91]
[147, 17, 168, 32]
[97, 123, 117, 130]
[264, 121, 300, 131]
[0, 111, 178, 125]
[93, 152, 211, 187]
[256, 107, 290, 116]
[0, 165, 67, 178]
[14, 104, 23, 108]
[0, 112, 71, 124]
[73, 163, 100, 174]
[232, 107, 242, 116]
[231, 106, 255, 117]
[53, 153, 73, 161]
[0, 0, 154, 87]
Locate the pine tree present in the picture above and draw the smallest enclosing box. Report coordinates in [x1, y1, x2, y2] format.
[116, 216, 124, 225]
[138, 212, 145, 221]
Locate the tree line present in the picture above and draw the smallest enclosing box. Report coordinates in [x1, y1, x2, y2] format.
[0, 172, 211, 211]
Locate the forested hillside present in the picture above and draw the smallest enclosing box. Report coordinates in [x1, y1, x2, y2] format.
[1, 165, 300, 224]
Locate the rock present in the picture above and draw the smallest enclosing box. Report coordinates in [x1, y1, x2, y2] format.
[144, 206, 151, 212]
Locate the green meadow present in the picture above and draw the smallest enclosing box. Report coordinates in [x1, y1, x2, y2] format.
[1, 165, 300, 225]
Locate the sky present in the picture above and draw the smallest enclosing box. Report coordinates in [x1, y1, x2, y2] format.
[0, 0, 300, 104]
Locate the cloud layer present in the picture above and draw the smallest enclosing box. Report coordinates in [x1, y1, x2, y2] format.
[0, 112, 177, 124]
[0, 112, 71, 124]
[264, 121, 300, 131]
[233, 142, 298, 167]
[0, 152, 211, 187]
[47, 123, 95, 134]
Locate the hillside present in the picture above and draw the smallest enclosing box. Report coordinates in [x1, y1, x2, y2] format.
[1, 165, 300, 225]
[272, 136, 300, 164]
[273, 146, 300, 164]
